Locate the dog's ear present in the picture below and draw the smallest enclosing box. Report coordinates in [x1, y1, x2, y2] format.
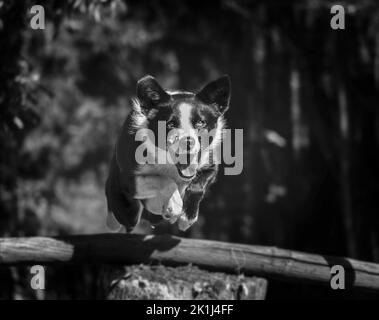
[137, 75, 170, 109]
[196, 75, 231, 114]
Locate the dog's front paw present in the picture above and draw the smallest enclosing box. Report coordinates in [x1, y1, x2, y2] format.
[178, 213, 198, 231]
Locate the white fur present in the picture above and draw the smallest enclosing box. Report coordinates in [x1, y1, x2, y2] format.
[166, 90, 194, 96]
[178, 103, 193, 131]
[177, 102, 201, 154]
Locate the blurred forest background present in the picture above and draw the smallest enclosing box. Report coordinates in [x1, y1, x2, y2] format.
[1, 0, 379, 299]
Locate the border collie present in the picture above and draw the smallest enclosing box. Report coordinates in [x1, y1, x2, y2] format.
[105, 75, 231, 232]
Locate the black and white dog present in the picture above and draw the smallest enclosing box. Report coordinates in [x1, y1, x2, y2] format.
[105, 75, 231, 232]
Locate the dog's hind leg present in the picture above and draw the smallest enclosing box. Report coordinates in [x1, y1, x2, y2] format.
[105, 157, 141, 233]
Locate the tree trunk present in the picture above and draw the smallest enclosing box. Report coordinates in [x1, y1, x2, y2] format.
[104, 265, 267, 300]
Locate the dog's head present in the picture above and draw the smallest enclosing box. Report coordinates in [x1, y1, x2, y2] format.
[133, 75, 231, 180]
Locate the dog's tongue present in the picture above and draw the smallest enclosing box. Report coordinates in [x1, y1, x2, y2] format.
[171, 148, 198, 179]
[176, 152, 197, 178]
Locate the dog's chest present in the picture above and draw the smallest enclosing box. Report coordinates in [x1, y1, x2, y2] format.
[134, 163, 191, 196]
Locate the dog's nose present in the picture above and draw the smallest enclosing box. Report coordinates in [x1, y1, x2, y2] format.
[179, 136, 196, 152]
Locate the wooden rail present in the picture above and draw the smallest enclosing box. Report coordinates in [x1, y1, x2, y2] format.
[1, 234, 379, 291]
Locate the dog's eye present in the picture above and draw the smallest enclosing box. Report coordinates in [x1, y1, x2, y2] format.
[195, 120, 207, 128]
[167, 121, 176, 129]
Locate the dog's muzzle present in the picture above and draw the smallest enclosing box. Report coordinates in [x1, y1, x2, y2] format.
[168, 132, 199, 180]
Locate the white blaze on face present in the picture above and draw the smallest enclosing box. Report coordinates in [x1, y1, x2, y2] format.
[178, 102, 200, 154]
[178, 103, 193, 131]
[172, 102, 200, 178]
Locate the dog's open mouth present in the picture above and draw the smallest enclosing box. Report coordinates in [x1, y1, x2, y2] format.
[174, 151, 197, 179]
[176, 162, 196, 179]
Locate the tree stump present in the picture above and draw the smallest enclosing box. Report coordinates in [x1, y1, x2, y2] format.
[104, 264, 267, 300]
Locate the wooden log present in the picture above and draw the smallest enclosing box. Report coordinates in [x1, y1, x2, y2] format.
[103, 265, 267, 300]
[1, 234, 379, 291]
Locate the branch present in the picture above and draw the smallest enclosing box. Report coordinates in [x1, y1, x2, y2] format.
[1, 234, 379, 291]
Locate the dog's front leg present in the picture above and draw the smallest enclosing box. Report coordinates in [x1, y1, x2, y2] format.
[178, 166, 218, 231]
